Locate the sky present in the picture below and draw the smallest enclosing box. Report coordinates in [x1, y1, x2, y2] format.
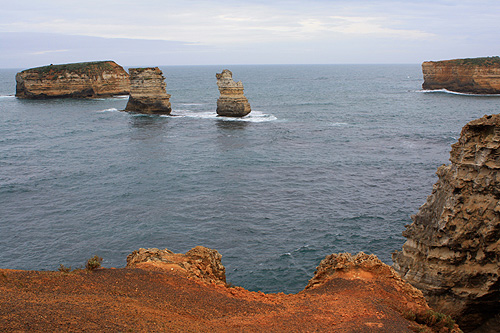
[1, 0, 499, 68]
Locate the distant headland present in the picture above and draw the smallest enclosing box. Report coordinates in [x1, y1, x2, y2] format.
[422, 56, 500, 94]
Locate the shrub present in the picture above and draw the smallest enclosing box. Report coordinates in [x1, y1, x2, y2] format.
[85, 255, 103, 271]
[58, 264, 72, 273]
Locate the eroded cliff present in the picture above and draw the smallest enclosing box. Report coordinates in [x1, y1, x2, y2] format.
[393, 114, 500, 331]
[124, 67, 172, 114]
[422, 57, 500, 94]
[15, 61, 130, 99]
[216, 69, 251, 117]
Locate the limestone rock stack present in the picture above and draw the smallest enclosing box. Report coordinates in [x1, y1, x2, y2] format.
[393, 114, 500, 331]
[125, 67, 172, 114]
[15, 61, 130, 99]
[216, 69, 251, 117]
[422, 57, 500, 94]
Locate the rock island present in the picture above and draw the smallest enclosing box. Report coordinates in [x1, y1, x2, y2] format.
[15, 61, 130, 99]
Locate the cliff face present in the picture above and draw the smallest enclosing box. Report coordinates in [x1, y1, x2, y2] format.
[422, 57, 500, 94]
[124, 67, 172, 114]
[15, 61, 130, 99]
[216, 69, 251, 117]
[0, 249, 457, 332]
[393, 114, 500, 331]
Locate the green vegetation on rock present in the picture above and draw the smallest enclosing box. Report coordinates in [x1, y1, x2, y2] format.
[447, 56, 500, 66]
[22, 61, 118, 78]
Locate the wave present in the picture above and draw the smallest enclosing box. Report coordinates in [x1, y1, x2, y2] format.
[179, 103, 204, 106]
[419, 89, 500, 97]
[96, 108, 119, 113]
[330, 122, 349, 127]
[0, 95, 15, 99]
[168, 110, 277, 122]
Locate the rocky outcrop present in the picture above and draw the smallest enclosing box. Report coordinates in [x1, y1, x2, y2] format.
[15, 61, 130, 99]
[216, 69, 251, 117]
[126, 246, 226, 286]
[422, 57, 500, 94]
[124, 67, 172, 114]
[393, 114, 500, 331]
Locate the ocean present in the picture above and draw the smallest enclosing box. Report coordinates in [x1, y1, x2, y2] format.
[1, 64, 498, 293]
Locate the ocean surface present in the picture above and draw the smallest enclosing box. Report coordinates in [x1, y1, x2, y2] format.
[1, 64, 498, 293]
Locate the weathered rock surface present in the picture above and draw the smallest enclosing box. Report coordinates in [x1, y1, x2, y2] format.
[216, 69, 251, 117]
[124, 67, 172, 114]
[15, 61, 130, 99]
[393, 114, 500, 331]
[0, 250, 455, 332]
[126, 246, 226, 286]
[422, 57, 500, 94]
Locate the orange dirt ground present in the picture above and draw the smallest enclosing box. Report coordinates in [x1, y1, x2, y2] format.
[0, 263, 440, 332]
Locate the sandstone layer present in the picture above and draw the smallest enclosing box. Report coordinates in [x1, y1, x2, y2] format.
[422, 57, 500, 94]
[393, 114, 500, 331]
[216, 69, 251, 117]
[0, 249, 459, 332]
[124, 67, 172, 114]
[15, 61, 130, 99]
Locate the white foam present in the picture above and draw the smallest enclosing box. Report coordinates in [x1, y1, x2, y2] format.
[419, 89, 500, 96]
[180, 103, 204, 106]
[168, 110, 277, 122]
[330, 122, 349, 127]
[96, 108, 119, 113]
[0, 95, 15, 99]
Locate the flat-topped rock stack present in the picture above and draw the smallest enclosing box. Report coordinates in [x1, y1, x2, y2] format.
[15, 61, 130, 99]
[125, 67, 172, 114]
[216, 69, 251, 117]
[393, 114, 500, 331]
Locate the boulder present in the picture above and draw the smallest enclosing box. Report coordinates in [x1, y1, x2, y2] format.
[15, 61, 130, 99]
[125, 67, 172, 114]
[216, 69, 251, 117]
[393, 114, 500, 331]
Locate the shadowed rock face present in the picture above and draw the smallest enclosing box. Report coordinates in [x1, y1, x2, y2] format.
[124, 67, 172, 114]
[422, 57, 500, 94]
[15, 61, 130, 99]
[216, 69, 251, 117]
[393, 114, 500, 331]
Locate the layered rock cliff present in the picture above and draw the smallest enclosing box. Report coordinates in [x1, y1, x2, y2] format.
[216, 69, 251, 117]
[0, 249, 459, 332]
[422, 57, 500, 94]
[124, 67, 172, 114]
[15, 61, 130, 99]
[393, 114, 500, 331]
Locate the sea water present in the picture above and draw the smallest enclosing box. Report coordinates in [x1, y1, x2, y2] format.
[0, 65, 498, 293]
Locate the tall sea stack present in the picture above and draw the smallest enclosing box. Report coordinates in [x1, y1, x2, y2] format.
[15, 61, 130, 99]
[125, 67, 172, 115]
[393, 114, 500, 331]
[216, 69, 251, 117]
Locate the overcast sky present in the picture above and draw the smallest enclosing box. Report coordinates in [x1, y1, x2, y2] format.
[1, 0, 499, 68]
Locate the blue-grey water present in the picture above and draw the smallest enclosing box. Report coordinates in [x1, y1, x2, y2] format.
[0, 65, 498, 293]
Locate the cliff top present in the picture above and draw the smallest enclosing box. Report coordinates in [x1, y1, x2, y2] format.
[20, 60, 124, 75]
[425, 56, 500, 66]
[0, 248, 460, 332]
